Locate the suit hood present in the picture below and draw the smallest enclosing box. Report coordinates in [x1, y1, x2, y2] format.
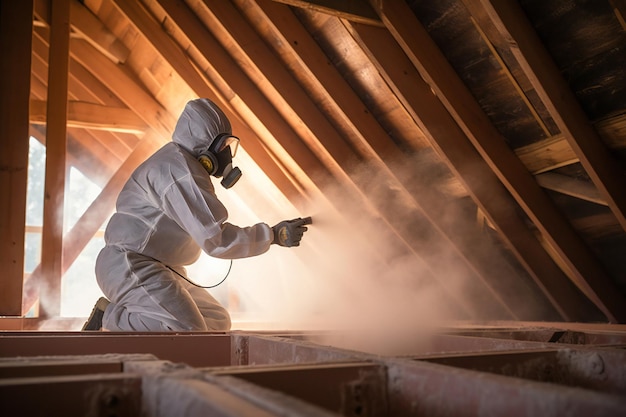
[172, 98, 232, 157]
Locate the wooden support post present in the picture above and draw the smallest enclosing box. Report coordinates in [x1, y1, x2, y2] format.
[0, 1, 33, 316]
[40, 0, 71, 318]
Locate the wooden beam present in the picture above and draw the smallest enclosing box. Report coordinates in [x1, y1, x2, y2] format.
[536, 173, 607, 206]
[345, 21, 600, 322]
[109, 0, 305, 206]
[246, 0, 559, 320]
[271, 0, 383, 27]
[0, 0, 33, 316]
[33, 0, 130, 64]
[40, 0, 70, 318]
[30, 100, 147, 134]
[69, 0, 130, 64]
[69, 39, 175, 140]
[473, 0, 626, 233]
[30, 29, 129, 185]
[370, 0, 626, 322]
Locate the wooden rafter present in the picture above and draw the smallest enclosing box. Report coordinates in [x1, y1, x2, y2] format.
[344, 20, 599, 322]
[514, 113, 626, 174]
[246, 0, 564, 320]
[70, 40, 175, 139]
[369, 0, 626, 322]
[469, 0, 626, 233]
[612, 0, 626, 30]
[271, 0, 383, 27]
[198, 1, 358, 171]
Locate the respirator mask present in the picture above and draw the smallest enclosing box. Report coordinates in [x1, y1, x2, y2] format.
[198, 134, 242, 189]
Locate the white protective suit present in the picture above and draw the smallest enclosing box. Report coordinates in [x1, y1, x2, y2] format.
[95, 98, 273, 331]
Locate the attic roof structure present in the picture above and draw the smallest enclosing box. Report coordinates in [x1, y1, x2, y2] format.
[1, 0, 626, 415]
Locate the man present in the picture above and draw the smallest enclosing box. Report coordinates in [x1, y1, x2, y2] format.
[83, 98, 309, 331]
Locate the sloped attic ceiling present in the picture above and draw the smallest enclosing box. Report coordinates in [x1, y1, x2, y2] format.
[3, 0, 626, 325]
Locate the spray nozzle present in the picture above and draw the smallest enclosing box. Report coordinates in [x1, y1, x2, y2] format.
[302, 216, 313, 225]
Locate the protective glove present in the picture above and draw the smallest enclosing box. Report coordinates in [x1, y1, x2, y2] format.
[271, 217, 310, 247]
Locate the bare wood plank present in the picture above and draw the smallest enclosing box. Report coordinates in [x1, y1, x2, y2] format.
[346, 21, 600, 322]
[39, 0, 71, 318]
[476, 0, 626, 234]
[371, 0, 626, 322]
[515, 134, 578, 174]
[109, 0, 305, 206]
[270, 0, 383, 27]
[30, 100, 147, 134]
[536, 173, 607, 206]
[0, 0, 33, 316]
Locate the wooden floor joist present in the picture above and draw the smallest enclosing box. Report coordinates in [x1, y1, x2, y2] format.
[1, 328, 625, 415]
